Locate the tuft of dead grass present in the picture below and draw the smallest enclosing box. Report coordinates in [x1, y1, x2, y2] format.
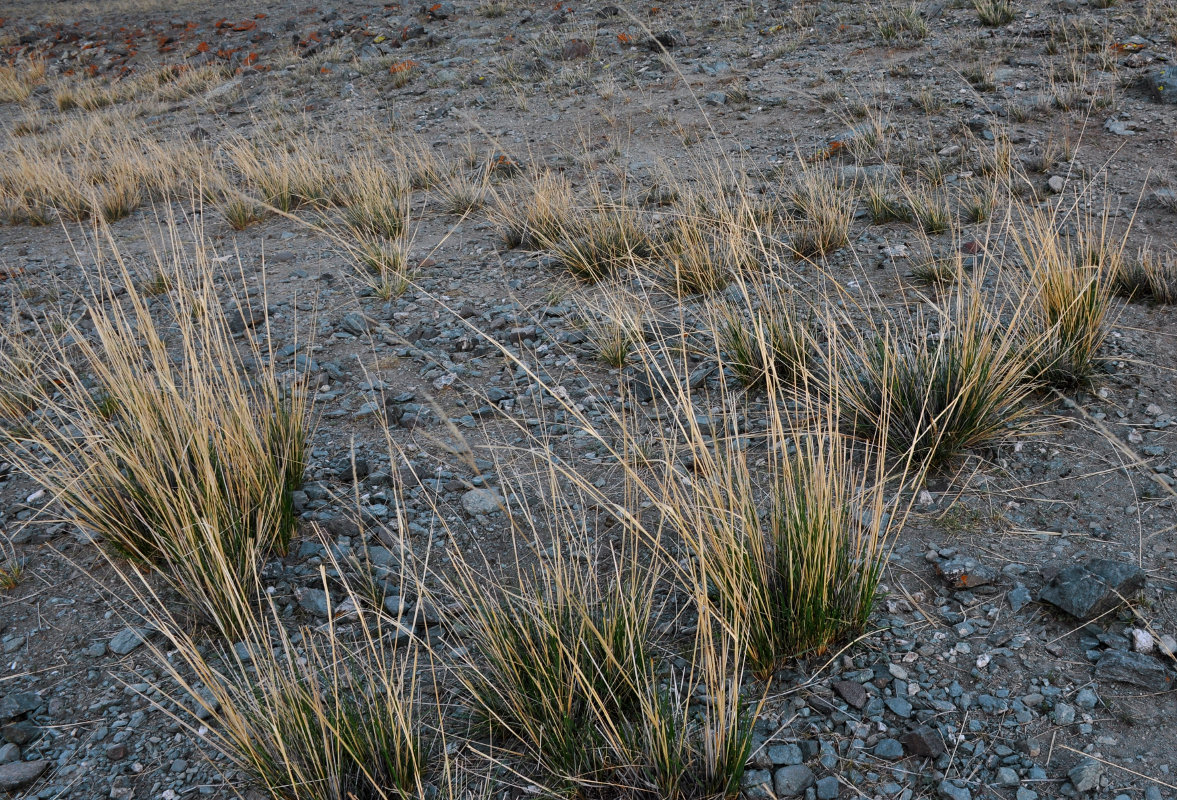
[0, 218, 309, 639]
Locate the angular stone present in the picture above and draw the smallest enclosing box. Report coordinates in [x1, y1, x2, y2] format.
[1068, 758, 1103, 793]
[1094, 650, 1175, 692]
[0, 692, 40, 723]
[1008, 583, 1032, 612]
[460, 487, 502, 516]
[767, 743, 803, 766]
[901, 726, 946, 757]
[338, 312, 370, 336]
[741, 769, 773, 800]
[936, 556, 997, 589]
[874, 738, 904, 760]
[773, 764, 815, 797]
[884, 696, 913, 718]
[938, 780, 972, 800]
[832, 680, 867, 709]
[109, 627, 150, 656]
[297, 588, 331, 616]
[0, 720, 38, 745]
[1148, 65, 1177, 104]
[996, 767, 1020, 786]
[0, 759, 48, 792]
[1038, 559, 1145, 619]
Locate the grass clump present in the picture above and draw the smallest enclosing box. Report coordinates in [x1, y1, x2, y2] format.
[840, 286, 1037, 469]
[864, 180, 912, 225]
[548, 202, 653, 283]
[905, 186, 953, 235]
[786, 167, 854, 258]
[448, 523, 756, 799]
[493, 170, 576, 249]
[342, 160, 409, 238]
[0, 58, 46, 103]
[579, 289, 647, 368]
[675, 408, 903, 676]
[1015, 210, 1119, 389]
[1114, 246, 1177, 304]
[714, 296, 814, 391]
[0, 220, 308, 638]
[219, 193, 266, 230]
[974, 0, 1016, 26]
[658, 208, 755, 296]
[228, 136, 335, 213]
[128, 539, 433, 800]
[877, 4, 930, 45]
[349, 231, 412, 300]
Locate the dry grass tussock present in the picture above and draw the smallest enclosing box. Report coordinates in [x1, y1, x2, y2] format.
[0, 57, 47, 103]
[0, 218, 309, 639]
[1, 116, 204, 224]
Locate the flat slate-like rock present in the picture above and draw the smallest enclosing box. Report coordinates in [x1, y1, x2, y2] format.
[1095, 650, 1175, 692]
[1038, 559, 1145, 619]
[0, 691, 41, 723]
[0, 759, 48, 792]
[1148, 65, 1177, 104]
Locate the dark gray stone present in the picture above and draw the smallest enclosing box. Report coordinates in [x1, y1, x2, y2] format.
[338, 312, 370, 336]
[1148, 66, 1177, 104]
[938, 780, 972, 800]
[460, 488, 502, 516]
[1038, 559, 1145, 619]
[884, 696, 913, 718]
[298, 589, 331, 616]
[901, 726, 946, 757]
[874, 738, 904, 760]
[0, 759, 48, 792]
[649, 29, 687, 49]
[767, 743, 803, 766]
[0, 744, 17, 765]
[0, 720, 38, 745]
[1095, 650, 1175, 692]
[1008, 583, 1032, 612]
[773, 764, 815, 797]
[1068, 758, 1103, 792]
[935, 556, 997, 589]
[108, 627, 150, 656]
[0, 692, 40, 723]
[816, 775, 840, 800]
[833, 680, 867, 709]
[741, 769, 773, 800]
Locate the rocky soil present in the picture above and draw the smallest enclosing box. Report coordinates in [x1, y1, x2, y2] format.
[2, 0, 1177, 799]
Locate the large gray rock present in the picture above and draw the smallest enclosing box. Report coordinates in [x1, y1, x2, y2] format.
[901, 726, 946, 757]
[1038, 559, 1145, 619]
[773, 764, 815, 797]
[0, 759, 48, 792]
[1148, 66, 1177, 104]
[1068, 758, 1104, 792]
[938, 780, 971, 800]
[935, 555, 997, 589]
[109, 627, 150, 656]
[461, 488, 502, 516]
[1094, 650, 1175, 692]
[0, 692, 40, 723]
[741, 769, 773, 800]
[338, 312, 370, 336]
